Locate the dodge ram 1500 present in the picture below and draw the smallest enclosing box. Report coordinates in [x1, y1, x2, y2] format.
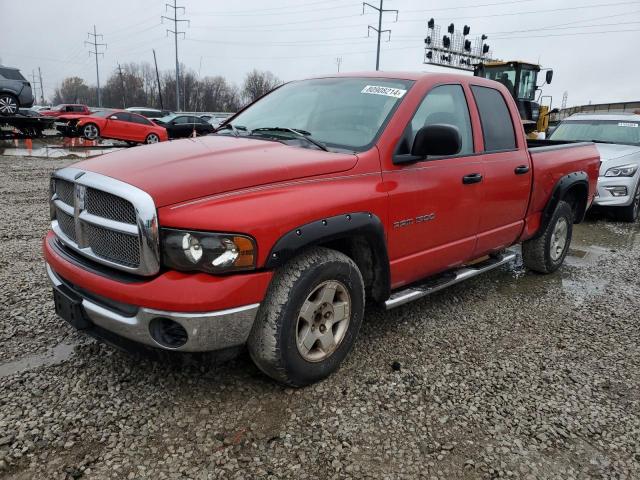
[44, 72, 600, 386]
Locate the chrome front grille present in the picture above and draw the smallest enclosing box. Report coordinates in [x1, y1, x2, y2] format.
[85, 223, 141, 267]
[50, 167, 160, 276]
[85, 188, 137, 224]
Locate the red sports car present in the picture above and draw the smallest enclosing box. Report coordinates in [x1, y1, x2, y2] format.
[76, 110, 168, 144]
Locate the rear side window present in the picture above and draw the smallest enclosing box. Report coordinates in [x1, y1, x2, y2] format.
[0, 68, 26, 81]
[471, 86, 516, 151]
[129, 114, 152, 125]
[73, 106, 85, 112]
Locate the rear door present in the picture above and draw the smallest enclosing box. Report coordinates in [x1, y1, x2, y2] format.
[128, 113, 154, 141]
[470, 85, 532, 255]
[384, 84, 483, 287]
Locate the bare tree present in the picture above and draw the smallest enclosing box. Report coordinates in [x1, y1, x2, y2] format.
[241, 70, 281, 105]
[52, 77, 92, 104]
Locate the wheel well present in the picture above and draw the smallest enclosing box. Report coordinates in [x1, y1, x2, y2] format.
[562, 183, 588, 223]
[265, 212, 392, 303]
[316, 235, 388, 303]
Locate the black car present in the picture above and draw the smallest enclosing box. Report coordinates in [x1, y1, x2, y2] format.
[154, 114, 214, 139]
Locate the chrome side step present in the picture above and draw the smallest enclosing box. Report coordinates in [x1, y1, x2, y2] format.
[384, 252, 517, 309]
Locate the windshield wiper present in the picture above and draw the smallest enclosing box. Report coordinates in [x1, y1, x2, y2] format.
[590, 139, 616, 144]
[250, 127, 329, 152]
[216, 123, 246, 137]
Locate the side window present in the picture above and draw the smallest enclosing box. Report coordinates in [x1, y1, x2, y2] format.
[404, 84, 474, 156]
[174, 116, 189, 124]
[65, 106, 74, 112]
[129, 114, 152, 125]
[471, 86, 517, 151]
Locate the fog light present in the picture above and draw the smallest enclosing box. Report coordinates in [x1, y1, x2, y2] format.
[149, 318, 188, 349]
[604, 186, 628, 197]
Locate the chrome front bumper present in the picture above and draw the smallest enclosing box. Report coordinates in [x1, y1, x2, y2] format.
[46, 263, 260, 352]
[594, 175, 639, 207]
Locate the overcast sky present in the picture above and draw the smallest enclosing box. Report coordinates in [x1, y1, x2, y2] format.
[1, 0, 639, 108]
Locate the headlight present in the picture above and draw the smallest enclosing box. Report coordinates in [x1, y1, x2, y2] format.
[604, 164, 638, 177]
[161, 228, 256, 274]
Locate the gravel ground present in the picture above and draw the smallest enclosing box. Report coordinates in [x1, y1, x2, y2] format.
[1, 154, 639, 479]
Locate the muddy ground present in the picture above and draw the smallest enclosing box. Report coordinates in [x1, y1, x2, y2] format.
[0, 154, 639, 479]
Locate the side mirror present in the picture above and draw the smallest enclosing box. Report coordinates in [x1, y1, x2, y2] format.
[412, 124, 462, 157]
[545, 70, 553, 84]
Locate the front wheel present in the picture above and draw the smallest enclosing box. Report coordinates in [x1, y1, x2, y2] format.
[145, 133, 160, 144]
[616, 183, 640, 222]
[0, 93, 19, 115]
[522, 200, 574, 274]
[82, 123, 99, 140]
[248, 247, 365, 387]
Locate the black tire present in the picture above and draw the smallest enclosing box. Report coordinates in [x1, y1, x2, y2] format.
[616, 183, 640, 222]
[0, 93, 19, 116]
[248, 247, 365, 387]
[82, 123, 100, 140]
[522, 200, 574, 274]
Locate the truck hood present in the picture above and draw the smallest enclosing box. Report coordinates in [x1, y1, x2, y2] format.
[73, 135, 358, 207]
[596, 143, 640, 175]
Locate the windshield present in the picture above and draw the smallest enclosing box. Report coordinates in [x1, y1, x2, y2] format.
[550, 119, 640, 146]
[478, 66, 516, 96]
[219, 77, 414, 151]
[90, 110, 112, 118]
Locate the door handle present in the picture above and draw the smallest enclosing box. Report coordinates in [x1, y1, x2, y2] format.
[462, 173, 483, 184]
[514, 165, 530, 175]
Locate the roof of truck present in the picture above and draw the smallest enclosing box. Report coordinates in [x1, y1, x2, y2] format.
[567, 113, 640, 122]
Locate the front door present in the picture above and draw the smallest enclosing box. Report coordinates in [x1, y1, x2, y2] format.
[384, 84, 483, 289]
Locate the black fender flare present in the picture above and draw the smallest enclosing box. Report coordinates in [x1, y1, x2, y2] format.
[265, 212, 391, 302]
[536, 171, 589, 238]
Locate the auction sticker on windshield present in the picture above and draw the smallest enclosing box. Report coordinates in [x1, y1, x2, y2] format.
[361, 85, 407, 98]
[618, 122, 638, 128]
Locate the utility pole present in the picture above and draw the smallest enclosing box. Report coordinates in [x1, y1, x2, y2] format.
[162, 0, 189, 112]
[31, 71, 42, 105]
[335, 57, 342, 72]
[38, 67, 45, 104]
[85, 25, 106, 107]
[152, 49, 164, 110]
[363, 0, 398, 71]
[118, 64, 127, 108]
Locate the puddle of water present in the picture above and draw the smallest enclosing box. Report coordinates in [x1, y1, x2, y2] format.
[0, 342, 77, 378]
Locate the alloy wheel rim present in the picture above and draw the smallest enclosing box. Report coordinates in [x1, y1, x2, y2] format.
[550, 217, 569, 261]
[0, 96, 17, 114]
[84, 125, 98, 139]
[296, 280, 351, 362]
[633, 186, 640, 218]
[147, 134, 159, 143]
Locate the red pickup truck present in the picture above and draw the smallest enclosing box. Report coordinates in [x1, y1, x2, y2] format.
[40, 104, 91, 117]
[44, 72, 600, 386]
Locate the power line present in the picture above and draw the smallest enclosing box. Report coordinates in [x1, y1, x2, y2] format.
[85, 25, 106, 107]
[397, 0, 640, 22]
[162, 0, 189, 111]
[363, 1, 398, 71]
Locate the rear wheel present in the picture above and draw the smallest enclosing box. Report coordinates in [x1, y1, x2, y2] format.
[248, 247, 365, 387]
[616, 183, 640, 222]
[82, 123, 99, 140]
[145, 133, 160, 144]
[522, 200, 574, 274]
[0, 93, 19, 115]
